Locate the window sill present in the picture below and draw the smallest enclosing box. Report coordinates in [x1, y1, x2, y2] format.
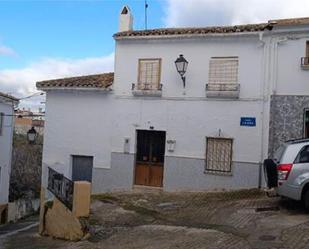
[206, 90, 239, 99]
[132, 89, 162, 97]
[301, 64, 309, 70]
[206, 84, 240, 99]
[204, 170, 233, 176]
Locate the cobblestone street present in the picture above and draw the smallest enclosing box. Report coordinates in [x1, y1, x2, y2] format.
[1, 190, 309, 249]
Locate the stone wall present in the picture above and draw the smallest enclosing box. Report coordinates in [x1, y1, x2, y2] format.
[269, 95, 309, 157]
[39, 181, 91, 241]
[43, 198, 85, 241]
[8, 198, 40, 222]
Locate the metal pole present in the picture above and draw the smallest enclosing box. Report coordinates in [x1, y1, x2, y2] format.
[145, 0, 148, 30]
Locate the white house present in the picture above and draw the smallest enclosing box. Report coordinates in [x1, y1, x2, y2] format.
[37, 6, 309, 193]
[0, 92, 18, 223]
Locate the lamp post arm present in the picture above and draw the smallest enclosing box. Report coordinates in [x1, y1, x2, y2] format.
[181, 76, 186, 88]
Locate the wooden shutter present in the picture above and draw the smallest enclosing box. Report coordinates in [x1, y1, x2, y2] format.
[138, 59, 161, 90]
[209, 57, 238, 85]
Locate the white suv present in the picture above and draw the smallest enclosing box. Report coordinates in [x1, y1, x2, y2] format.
[264, 139, 309, 209]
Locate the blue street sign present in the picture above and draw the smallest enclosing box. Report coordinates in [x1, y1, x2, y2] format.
[240, 117, 256, 127]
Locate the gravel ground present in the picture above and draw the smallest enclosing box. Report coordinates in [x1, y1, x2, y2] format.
[1, 189, 309, 249]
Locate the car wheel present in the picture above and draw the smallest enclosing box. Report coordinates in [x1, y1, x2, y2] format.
[303, 189, 309, 211]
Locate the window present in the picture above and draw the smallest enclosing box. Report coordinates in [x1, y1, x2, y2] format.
[295, 146, 309, 164]
[137, 59, 161, 90]
[206, 57, 240, 98]
[0, 113, 3, 136]
[306, 41, 309, 58]
[205, 137, 233, 173]
[208, 57, 239, 85]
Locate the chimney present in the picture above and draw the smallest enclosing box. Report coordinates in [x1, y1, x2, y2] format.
[119, 5, 133, 32]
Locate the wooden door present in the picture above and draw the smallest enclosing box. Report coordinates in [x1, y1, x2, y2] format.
[135, 130, 165, 187]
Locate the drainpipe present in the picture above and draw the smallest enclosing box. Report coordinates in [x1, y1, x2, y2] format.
[272, 37, 288, 94]
[258, 31, 267, 189]
[257, 35, 288, 188]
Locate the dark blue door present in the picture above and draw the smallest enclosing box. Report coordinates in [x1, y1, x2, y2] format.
[72, 155, 93, 182]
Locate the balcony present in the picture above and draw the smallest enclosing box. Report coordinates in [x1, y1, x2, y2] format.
[206, 83, 240, 99]
[301, 57, 309, 69]
[132, 83, 162, 97]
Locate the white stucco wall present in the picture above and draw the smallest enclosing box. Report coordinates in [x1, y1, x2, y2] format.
[113, 34, 267, 162]
[276, 36, 309, 95]
[42, 92, 264, 189]
[114, 35, 265, 99]
[0, 101, 14, 205]
[42, 91, 114, 180]
[40, 22, 309, 192]
[42, 34, 269, 189]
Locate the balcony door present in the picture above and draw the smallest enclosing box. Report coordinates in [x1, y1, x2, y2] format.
[134, 130, 166, 187]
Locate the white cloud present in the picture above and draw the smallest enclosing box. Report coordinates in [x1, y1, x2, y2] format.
[164, 0, 309, 27]
[0, 53, 114, 110]
[0, 45, 17, 57]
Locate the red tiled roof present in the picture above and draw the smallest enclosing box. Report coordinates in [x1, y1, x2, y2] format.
[0, 91, 19, 101]
[114, 17, 309, 39]
[114, 23, 273, 39]
[269, 17, 309, 26]
[36, 73, 114, 90]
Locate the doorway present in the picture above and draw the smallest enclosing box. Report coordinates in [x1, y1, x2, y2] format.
[134, 130, 166, 187]
[72, 155, 93, 182]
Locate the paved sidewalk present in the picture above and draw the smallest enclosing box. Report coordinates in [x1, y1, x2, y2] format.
[0, 216, 38, 238]
[1, 191, 309, 249]
[0, 216, 74, 249]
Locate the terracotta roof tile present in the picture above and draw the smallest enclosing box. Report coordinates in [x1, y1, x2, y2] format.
[114, 23, 273, 39]
[269, 17, 309, 26]
[0, 91, 19, 101]
[114, 17, 309, 39]
[36, 73, 114, 90]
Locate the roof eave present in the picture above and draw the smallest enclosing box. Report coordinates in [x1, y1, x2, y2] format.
[114, 31, 268, 40]
[37, 86, 113, 92]
[0, 96, 19, 105]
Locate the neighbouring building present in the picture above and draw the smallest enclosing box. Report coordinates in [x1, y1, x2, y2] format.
[37, 6, 309, 193]
[14, 108, 45, 135]
[0, 92, 18, 223]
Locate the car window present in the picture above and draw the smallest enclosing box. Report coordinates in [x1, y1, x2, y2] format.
[295, 145, 309, 164]
[273, 144, 287, 163]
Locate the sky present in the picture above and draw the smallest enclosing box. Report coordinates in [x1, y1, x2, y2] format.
[1, 0, 309, 110]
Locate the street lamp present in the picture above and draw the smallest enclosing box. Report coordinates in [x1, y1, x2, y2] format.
[27, 127, 37, 144]
[175, 54, 189, 88]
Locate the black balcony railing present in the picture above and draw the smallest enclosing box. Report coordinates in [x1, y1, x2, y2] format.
[132, 83, 163, 91]
[301, 57, 309, 67]
[47, 167, 74, 210]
